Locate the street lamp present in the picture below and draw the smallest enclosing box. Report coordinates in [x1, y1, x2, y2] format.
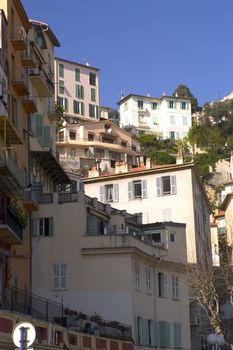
[207, 333, 224, 350]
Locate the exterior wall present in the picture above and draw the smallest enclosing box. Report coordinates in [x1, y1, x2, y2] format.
[55, 58, 100, 121]
[83, 165, 211, 264]
[119, 95, 192, 139]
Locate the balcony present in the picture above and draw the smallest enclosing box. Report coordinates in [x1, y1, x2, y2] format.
[0, 153, 27, 192]
[0, 208, 23, 244]
[21, 96, 37, 113]
[29, 67, 54, 97]
[12, 74, 29, 96]
[23, 189, 39, 211]
[0, 102, 22, 145]
[21, 45, 37, 68]
[11, 25, 27, 50]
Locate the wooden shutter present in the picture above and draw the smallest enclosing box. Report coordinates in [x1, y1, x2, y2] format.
[128, 182, 133, 200]
[53, 264, 60, 289]
[171, 175, 177, 194]
[156, 177, 162, 196]
[100, 186, 105, 202]
[142, 180, 147, 198]
[49, 217, 54, 236]
[81, 85, 84, 99]
[113, 184, 119, 202]
[165, 322, 170, 347]
[151, 320, 158, 346]
[32, 217, 39, 236]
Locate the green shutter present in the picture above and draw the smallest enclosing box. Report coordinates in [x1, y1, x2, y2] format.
[151, 320, 158, 346]
[75, 68, 80, 82]
[59, 64, 64, 78]
[81, 85, 84, 99]
[59, 80, 64, 94]
[91, 88, 96, 102]
[174, 323, 181, 348]
[165, 322, 170, 347]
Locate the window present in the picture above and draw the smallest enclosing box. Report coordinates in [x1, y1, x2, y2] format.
[138, 115, 144, 123]
[124, 102, 128, 111]
[32, 217, 53, 237]
[88, 133, 94, 141]
[183, 116, 188, 125]
[91, 88, 96, 102]
[57, 96, 68, 112]
[170, 232, 176, 243]
[135, 318, 158, 346]
[59, 64, 64, 78]
[138, 100, 144, 109]
[53, 263, 67, 289]
[75, 68, 80, 82]
[89, 72, 96, 86]
[89, 104, 96, 118]
[169, 131, 175, 139]
[135, 262, 140, 289]
[158, 272, 168, 297]
[167, 100, 176, 109]
[59, 80, 64, 94]
[145, 267, 152, 293]
[128, 180, 147, 200]
[75, 84, 84, 99]
[170, 115, 175, 125]
[172, 276, 179, 299]
[121, 141, 127, 147]
[69, 131, 76, 140]
[181, 101, 188, 110]
[156, 175, 176, 196]
[153, 116, 158, 125]
[152, 102, 158, 110]
[100, 184, 119, 203]
[174, 323, 181, 348]
[73, 100, 84, 115]
[159, 321, 170, 348]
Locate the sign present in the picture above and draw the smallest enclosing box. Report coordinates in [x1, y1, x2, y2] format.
[12, 322, 36, 350]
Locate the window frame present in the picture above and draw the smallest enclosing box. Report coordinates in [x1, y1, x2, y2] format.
[172, 276, 179, 300]
[59, 63, 64, 78]
[53, 263, 67, 290]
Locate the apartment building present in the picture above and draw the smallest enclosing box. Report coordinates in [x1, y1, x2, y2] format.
[31, 190, 191, 350]
[55, 57, 100, 123]
[118, 93, 192, 139]
[57, 120, 141, 176]
[83, 162, 211, 265]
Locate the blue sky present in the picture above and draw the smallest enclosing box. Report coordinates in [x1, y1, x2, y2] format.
[22, 0, 233, 108]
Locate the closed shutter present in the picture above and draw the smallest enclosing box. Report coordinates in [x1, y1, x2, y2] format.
[134, 317, 139, 344]
[113, 184, 119, 202]
[144, 319, 149, 346]
[49, 217, 54, 236]
[65, 98, 68, 111]
[174, 323, 181, 348]
[151, 320, 158, 346]
[32, 217, 38, 236]
[142, 180, 147, 198]
[165, 322, 170, 347]
[100, 186, 105, 202]
[171, 175, 177, 194]
[128, 182, 133, 200]
[139, 317, 143, 345]
[53, 264, 60, 289]
[164, 273, 168, 297]
[81, 102, 84, 115]
[156, 177, 162, 196]
[159, 321, 166, 347]
[81, 85, 84, 99]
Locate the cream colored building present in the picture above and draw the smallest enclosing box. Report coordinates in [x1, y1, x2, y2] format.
[55, 57, 100, 123]
[83, 162, 211, 265]
[31, 190, 191, 350]
[118, 94, 192, 139]
[57, 120, 141, 176]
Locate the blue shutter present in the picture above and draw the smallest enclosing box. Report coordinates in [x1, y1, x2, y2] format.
[128, 182, 133, 200]
[171, 175, 177, 194]
[113, 184, 119, 202]
[156, 177, 162, 196]
[142, 180, 147, 198]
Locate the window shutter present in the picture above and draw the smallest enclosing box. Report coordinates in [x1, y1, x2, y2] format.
[49, 217, 54, 236]
[151, 320, 158, 346]
[165, 322, 170, 347]
[53, 264, 60, 289]
[128, 182, 133, 200]
[144, 319, 149, 346]
[164, 273, 168, 297]
[156, 177, 162, 196]
[171, 175, 177, 194]
[134, 317, 139, 344]
[81, 102, 84, 115]
[32, 217, 39, 236]
[65, 98, 68, 112]
[174, 323, 181, 348]
[81, 86, 84, 99]
[113, 184, 119, 202]
[159, 321, 166, 347]
[139, 317, 143, 345]
[100, 186, 105, 202]
[142, 180, 147, 198]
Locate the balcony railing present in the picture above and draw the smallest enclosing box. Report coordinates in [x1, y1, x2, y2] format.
[38, 193, 53, 204]
[0, 208, 23, 243]
[29, 66, 54, 97]
[0, 153, 27, 189]
[11, 25, 27, 50]
[58, 192, 78, 204]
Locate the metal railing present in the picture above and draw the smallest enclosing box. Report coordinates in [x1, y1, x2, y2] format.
[0, 153, 27, 189]
[29, 66, 54, 94]
[38, 193, 53, 204]
[58, 192, 78, 203]
[2, 284, 64, 325]
[0, 208, 23, 241]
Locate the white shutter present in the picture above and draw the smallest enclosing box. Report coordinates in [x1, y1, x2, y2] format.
[171, 175, 177, 194]
[142, 180, 147, 198]
[100, 186, 105, 202]
[113, 183, 119, 202]
[156, 177, 162, 196]
[128, 182, 133, 200]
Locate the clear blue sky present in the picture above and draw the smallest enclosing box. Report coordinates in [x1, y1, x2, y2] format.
[22, 0, 233, 108]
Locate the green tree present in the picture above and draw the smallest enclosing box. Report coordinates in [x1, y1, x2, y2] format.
[173, 84, 198, 113]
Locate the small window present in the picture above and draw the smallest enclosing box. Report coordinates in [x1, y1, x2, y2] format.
[88, 133, 94, 141]
[134, 180, 142, 198]
[53, 263, 67, 289]
[105, 184, 113, 202]
[39, 217, 53, 236]
[138, 115, 144, 123]
[169, 131, 175, 139]
[57, 96, 68, 112]
[168, 100, 176, 109]
[152, 102, 158, 110]
[145, 267, 152, 293]
[152, 233, 162, 243]
[89, 73, 96, 86]
[170, 232, 176, 243]
[172, 276, 179, 299]
[75, 84, 84, 99]
[181, 101, 188, 110]
[89, 104, 96, 118]
[138, 100, 144, 109]
[124, 102, 128, 111]
[170, 115, 175, 125]
[59, 64, 64, 78]
[69, 131, 76, 140]
[121, 141, 127, 147]
[183, 116, 188, 125]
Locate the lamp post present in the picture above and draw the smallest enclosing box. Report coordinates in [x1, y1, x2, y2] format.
[207, 333, 224, 350]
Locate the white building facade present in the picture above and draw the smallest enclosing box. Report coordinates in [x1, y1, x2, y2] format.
[118, 94, 192, 139]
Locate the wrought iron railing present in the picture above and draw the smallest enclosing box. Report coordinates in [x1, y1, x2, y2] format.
[0, 208, 23, 241]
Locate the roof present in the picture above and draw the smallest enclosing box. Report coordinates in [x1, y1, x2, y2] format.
[117, 93, 191, 105]
[30, 20, 60, 47]
[55, 57, 99, 71]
